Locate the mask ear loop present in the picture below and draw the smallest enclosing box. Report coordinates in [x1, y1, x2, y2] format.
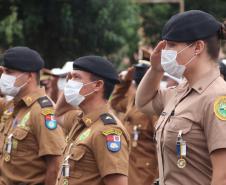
[177, 43, 193, 55]
[82, 80, 103, 97]
[15, 73, 30, 88]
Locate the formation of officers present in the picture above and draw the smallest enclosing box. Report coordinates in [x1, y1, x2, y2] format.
[0, 9, 226, 185]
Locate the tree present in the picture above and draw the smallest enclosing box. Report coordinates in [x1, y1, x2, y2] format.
[0, 0, 141, 69]
[139, 0, 226, 47]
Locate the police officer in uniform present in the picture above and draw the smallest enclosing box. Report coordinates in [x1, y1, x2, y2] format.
[111, 62, 158, 185]
[55, 56, 130, 185]
[0, 47, 65, 185]
[136, 10, 226, 185]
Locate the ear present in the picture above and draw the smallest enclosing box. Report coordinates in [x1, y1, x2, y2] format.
[194, 40, 205, 55]
[93, 80, 104, 92]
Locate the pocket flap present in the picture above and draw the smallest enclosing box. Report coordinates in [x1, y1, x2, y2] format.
[13, 128, 29, 140]
[166, 116, 192, 134]
[70, 146, 86, 161]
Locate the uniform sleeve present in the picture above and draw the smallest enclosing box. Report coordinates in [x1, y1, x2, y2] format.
[30, 105, 66, 157]
[62, 110, 81, 136]
[91, 127, 129, 178]
[136, 88, 174, 116]
[203, 97, 226, 154]
[110, 81, 131, 113]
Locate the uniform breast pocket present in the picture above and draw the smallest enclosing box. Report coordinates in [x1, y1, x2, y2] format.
[12, 127, 35, 156]
[164, 116, 193, 153]
[69, 145, 86, 178]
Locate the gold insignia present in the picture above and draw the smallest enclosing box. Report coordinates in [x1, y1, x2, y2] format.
[12, 139, 18, 149]
[214, 96, 226, 120]
[3, 110, 13, 117]
[63, 179, 68, 185]
[65, 136, 69, 143]
[41, 108, 55, 116]
[102, 129, 122, 136]
[4, 154, 10, 162]
[26, 97, 32, 103]
[85, 118, 92, 124]
[177, 158, 186, 168]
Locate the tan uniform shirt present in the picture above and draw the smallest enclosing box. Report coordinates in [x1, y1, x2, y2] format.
[0, 88, 65, 185]
[137, 68, 226, 185]
[111, 81, 158, 185]
[61, 109, 82, 136]
[56, 105, 130, 185]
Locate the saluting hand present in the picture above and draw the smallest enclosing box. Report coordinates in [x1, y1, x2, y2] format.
[150, 40, 166, 73]
[124, 67, 135, 82]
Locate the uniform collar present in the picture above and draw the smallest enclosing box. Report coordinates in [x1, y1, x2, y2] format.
[81, 104, 109, 127]
[191, 67, 220, 94]
[21, 88, 46, 107]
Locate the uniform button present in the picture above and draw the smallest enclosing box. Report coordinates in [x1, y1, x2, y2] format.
[146, 162, 150, 166]
[198, 87, 202, 91]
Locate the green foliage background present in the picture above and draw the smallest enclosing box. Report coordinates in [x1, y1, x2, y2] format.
[0, 0, 226, 69]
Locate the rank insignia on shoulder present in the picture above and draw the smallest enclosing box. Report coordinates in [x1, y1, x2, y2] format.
[38, 96, 53, 108]
[214, 96, 226, 120]
[45, 114, 57, 130]
[100, 113, 116, 125]
[106, 134, 121, 152]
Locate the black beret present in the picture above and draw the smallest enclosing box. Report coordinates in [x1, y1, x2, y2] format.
[73, 56, 120, 84]
[162, 10, 222, 42]
[134, 63, 149, 69]
[3, 46, 44, 72]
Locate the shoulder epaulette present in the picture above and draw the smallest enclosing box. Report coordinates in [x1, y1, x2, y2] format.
[37, 96, 53, 108]
[100, 113, 117, 125]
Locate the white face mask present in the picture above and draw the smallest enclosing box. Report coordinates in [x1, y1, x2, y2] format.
[63, 80, 96, 107]
[57, 78, 67, 91]
[161, 44, 195, 79]
[0, 73, 27, 97]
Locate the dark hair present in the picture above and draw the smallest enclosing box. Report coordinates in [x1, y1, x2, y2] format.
[219, 61, 226, 81]
[90, 74, 115, 100]
[186, 21, 226, 61]
[36, 71, 40, 85]
[204, 20, 226, 60]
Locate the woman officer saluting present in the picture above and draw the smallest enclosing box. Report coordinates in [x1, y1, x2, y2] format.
[136, 10, 226, 185]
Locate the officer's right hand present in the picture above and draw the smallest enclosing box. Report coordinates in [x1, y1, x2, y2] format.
[150, 40, 166, 73]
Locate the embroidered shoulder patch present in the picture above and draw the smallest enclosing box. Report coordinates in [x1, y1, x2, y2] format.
[102, 128, 122, 152]
[38, 96, 53, 108]
[45, 114, 57, 130]
[214, 96, 226, 120]
[41, 108, 55, 116]
[100, 113, 116, 125]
